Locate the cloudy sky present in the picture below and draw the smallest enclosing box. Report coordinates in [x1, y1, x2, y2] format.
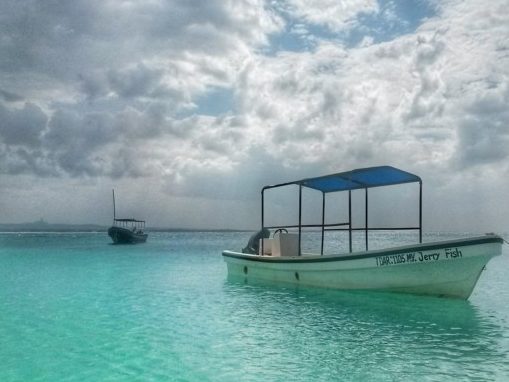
[0, 0, 508, 232]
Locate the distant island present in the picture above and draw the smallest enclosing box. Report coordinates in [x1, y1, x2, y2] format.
[0, 219, 250, 233]
[0, 219, 105, 232]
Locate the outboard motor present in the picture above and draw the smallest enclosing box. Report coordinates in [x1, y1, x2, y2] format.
[242, 228, 270, 254]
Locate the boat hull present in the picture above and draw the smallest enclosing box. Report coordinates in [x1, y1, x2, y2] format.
[222, 235, 503, 299]
[108, 226, 148, 244]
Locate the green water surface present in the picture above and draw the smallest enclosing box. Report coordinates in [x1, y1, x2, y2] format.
[0, 232, 508, 381]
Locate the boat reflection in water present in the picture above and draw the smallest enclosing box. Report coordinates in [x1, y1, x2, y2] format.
[221, 278, 508, 380]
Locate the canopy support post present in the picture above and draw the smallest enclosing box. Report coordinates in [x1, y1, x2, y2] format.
[365, 188, 369, 251]
[298, 184, 302, 256]
[261, 188, 265, 256]
[419, 181, 422, 244]
[112, 189, 116, 224]
[321, 191, 325, 255]
[348, 190, 352, 253]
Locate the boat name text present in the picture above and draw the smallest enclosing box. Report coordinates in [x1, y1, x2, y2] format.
[375, 247, 463, 267]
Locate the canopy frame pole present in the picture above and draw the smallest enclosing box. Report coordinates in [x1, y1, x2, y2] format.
[365, 188, 369, 251]
[261, 188, 265, 256]
[321, 191, 325, 255]
[112, 189, 116, 225]
[298, 184, 302, 256]
[348, 190, 352, 253]
[419, 181, 422, 244]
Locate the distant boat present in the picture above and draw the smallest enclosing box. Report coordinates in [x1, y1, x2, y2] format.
[107, 190, 148, 244]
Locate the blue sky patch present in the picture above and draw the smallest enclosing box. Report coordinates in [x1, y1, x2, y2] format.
[267, 0, 437, 53]
[187, 86, 235, 117]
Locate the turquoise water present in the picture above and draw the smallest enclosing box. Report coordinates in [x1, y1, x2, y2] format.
[0, 231, 508, 381]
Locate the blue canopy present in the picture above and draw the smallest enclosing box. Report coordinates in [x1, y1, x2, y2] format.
[267, 166, 421, 193]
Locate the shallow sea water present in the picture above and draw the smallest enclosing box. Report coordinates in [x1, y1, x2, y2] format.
[0, 231, 508, 381]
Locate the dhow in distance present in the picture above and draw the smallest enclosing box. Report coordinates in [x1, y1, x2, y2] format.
[107, 189, 148, 244]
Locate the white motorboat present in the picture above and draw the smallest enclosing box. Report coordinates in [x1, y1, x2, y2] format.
[222, 166, 504, 299]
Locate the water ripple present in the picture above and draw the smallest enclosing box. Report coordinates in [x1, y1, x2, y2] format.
[0, 232, 508, 381]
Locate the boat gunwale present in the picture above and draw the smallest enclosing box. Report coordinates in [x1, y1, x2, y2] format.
[222, 235, 503, 263]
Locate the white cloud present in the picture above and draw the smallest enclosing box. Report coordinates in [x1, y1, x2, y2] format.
[232, 0, 509, 178]
[0, 0, 283, 111]
[0, 0, 508, 232]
